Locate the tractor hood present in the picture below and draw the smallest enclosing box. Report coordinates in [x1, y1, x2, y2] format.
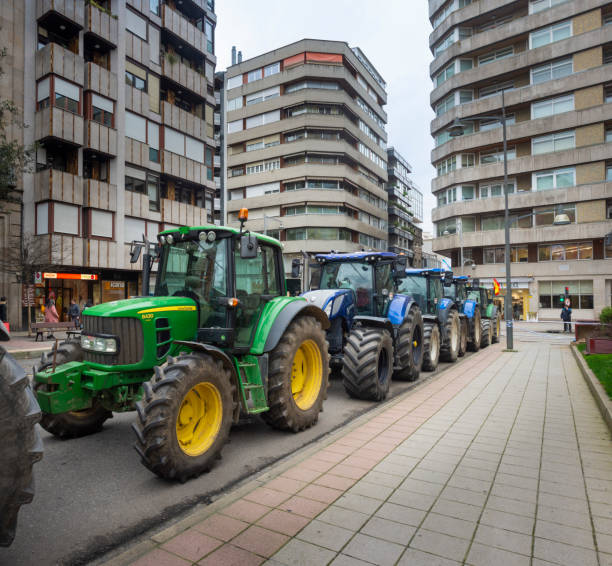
[302, 289, 355, 320]
[83, 296, 197, 319]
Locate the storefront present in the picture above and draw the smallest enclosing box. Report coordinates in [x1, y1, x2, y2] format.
[478, 277, 534, 320]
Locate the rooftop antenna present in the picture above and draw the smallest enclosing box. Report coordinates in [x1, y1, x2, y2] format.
[238, 50, 243, 63]
[231, 46, 236, 65]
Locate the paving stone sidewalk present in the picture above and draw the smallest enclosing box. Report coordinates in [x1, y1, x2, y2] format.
[120, 341, 612, 566]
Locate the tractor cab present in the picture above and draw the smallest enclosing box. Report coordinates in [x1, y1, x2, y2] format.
[444, 275, 469, 305]
[396, 268, 448, 316]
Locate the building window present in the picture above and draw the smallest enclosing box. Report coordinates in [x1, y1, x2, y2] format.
[531, 57, 572, 84]
[149, 0, 160, 15]
[125, 65, 147, 91]
[538, 242, 592, 262]
[54, 77, 81, 113]
[227, 97, 243, 111]
[436, 217, 457, 236]
[286, 227, 352, 241]
[125, 175, 146, 194]
[246, 158, 280, 175]
[246, 86, 281, 105]
[530, 20, 572, 49]
[436, 155, 457, 176]
[480, 147, 516, 164]
[227, 75, 242, 90]
[247, 69, 262, 83]
[88, 209, 114, 239]
[538, 280, 593, 309]
[531, 94, 574, 119]
[435, 93, 455, 116]
[90, 94, 114, 127]
[37, 202, 80, 235]
[204, 18, 214, 53]
[264, 62, 280, 77]
[147, 173, 160, 211]
[533, 167, 575, 191]
[125, 112, 147, 143]
[483, 246, 529, 264]
[607, 162, 612, 181]
[529, 0, 570, 14]
[534, 203, 576, 226]
[148, 122, 159, 162]
[461, 154, 475, 168]
[36, 77, 51, 109]
[479, 80, 514, 98]
[532, 130, 575, 155]
[245, 110, 280, 129]
[478, 46, 514, 66]
[244, 182, 280, 198]
[461, 185, 475, 200]
[126, 9, 147, 40]
[435, 62, 455, 88]
[227, 119, 243, 133]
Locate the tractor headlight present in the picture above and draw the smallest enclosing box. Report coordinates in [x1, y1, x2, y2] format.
[166, 234, 174, 245]
[81, 334, 117, 354]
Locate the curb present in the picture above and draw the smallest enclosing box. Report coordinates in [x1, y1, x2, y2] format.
[93, 347, 487, 566]
[571, 343, 612, 433]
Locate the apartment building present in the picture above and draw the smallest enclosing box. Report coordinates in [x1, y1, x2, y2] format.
[0, 0, 217, 327]
[429, 0, 612, 320]
[224, 39, 389, 274]
[386, 147, 424, 265]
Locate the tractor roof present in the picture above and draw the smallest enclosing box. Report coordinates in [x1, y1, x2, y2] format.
[453, 275, 469, 281]
[315, 251, 397, 262]
[159, 225, 282, 247]
[403, 268, 445, 277]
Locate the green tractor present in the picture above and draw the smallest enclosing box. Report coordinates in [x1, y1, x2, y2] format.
[467, 280, 502, 346]
[34, 218, 330, 481]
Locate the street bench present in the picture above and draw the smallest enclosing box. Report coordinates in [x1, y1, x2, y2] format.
[31, 321, 79, 342]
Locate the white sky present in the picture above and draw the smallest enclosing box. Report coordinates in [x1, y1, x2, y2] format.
[215, 0, 437, 233]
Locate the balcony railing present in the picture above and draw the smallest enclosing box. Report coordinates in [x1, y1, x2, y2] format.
[34, 169, 82, 205]
[37, 0, 84, 28]
[85, 120, 117, 156]
[162, 4, 207, 55]
[35, 43, 84, 84]
[162, 57, 208, 99]
[85, 3, 118, 46]
[83, 178, 117, 210]
[161, 100, 207, 141]
[35, 107, 84, 146]
[85, 62, 117, 100]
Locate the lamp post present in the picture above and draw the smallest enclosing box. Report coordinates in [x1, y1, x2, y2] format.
[448, 90, 514, 349]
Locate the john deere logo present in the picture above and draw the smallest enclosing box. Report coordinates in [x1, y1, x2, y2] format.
[141, 313, 154, 320]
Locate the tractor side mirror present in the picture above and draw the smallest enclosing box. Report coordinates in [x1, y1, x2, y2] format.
[394, 256, 407, 273]
[240, 233, 258, 259]
[472, 278, 480, 287]
[443, 272, 454, 287]
[291, 259, 302, 279]
[130, 243, 143, 263]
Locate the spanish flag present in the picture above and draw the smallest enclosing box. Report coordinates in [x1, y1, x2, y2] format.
[493, 278, 501, 296]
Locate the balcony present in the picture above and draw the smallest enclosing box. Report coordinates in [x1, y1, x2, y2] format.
[162, 57, 208, 99]
[125, 33, 148, 67]
[37, 0, 84, 29]
[83, 179, 117, 210]
[161, 100, 207, 140]
[34, 169, 82, 205]
[389, 225, 414, 241]
[35, 43, 84, 84]
[85, 62, 117, 100]
[125, 138, 150, 168]
[387, 205, 413, 224]
[125, 84, 149, 114]
[85, 121, 117, 156]
[35, 107, 84, 146]
[85, 3, 118, 47]
[162, 4, 208, 56]
[161, 198, 208, 226]
[162, 150, 210, 186]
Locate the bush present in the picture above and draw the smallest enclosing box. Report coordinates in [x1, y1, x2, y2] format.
[601, 307, 612, 325]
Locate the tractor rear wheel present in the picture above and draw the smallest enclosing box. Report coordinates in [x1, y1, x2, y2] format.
[467, 309, 482, 352]
[492, 313, 502, 344]
[458, 318, 468, 357]
[262, 316, 329, 432]
[422, 322, 441, 372]
[481, 318, 492, 348]
[394, 306, 424, 381]
[34, 341, 111, 439]
[0, 347, 43, 547]
[440, 309, 460, 363]
[133, 353, 235, 482]
[342, 327, 393, 401]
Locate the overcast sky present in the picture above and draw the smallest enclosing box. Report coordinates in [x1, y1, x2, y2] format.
[215, 0, 437, 234]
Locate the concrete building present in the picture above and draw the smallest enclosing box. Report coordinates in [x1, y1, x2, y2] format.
[224, 39, 389, 274]
[429, 0, 612, 320]
[386, 147, 424, 265]
[0, 0, 218, 328]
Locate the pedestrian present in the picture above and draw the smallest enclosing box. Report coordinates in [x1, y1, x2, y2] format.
[68, 299, 80, 327]
[44, 297, 59, 339]
[0, 296, 7, 323]
[561, 303, 572, 333]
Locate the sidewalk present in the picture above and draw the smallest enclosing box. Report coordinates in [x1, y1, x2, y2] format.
[101, 339, 612, 566]
[3, 330, 67, 359]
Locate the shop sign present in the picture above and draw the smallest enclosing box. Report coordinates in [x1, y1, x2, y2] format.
[43, 273, 99, 280]
[104, 281, 125, 290]
[22, 285, 35, 307]
[34, 271, 43, 284]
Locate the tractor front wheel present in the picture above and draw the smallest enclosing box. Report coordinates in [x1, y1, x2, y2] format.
[481, 318, 493, 348]
[34, 341, 111, 439]
[458, 318, 468, 357]
[394, 306, 424, 382]
[492, 313, 502, 344]
[440, 309, 460, 363]
[467, 309, 482, 352]
[422, 322, 441, 372]
[133, 353, 235, 482]
[0, 348, 43, 547]
[342, 327, 393, 401]
[262, 316, 329, 432]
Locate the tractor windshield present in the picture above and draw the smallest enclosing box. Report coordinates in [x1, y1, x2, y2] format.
[397, 275, 427, 312]
[444, 283, 456, 300]
[156, 237, 228, 326]
[319, 261, 374, 315]
[467, 290, 480, 302]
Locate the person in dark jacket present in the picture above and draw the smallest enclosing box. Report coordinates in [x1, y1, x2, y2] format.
[0, 297, 7, 323]
[561, 304, 572, 333]
[68, 300, 80, 327]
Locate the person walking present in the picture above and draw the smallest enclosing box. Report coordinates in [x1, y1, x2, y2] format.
[44, 297, 59, 339]
[561, 304, 572, 333]
[0, 296, 7, 324]
[68, 299, 80, 328]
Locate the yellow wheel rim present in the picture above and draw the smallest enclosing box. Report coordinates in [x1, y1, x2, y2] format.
[176, 382, 222, 457]
[291, 339, 323, 411]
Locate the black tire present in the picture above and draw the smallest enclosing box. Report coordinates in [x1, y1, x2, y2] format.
[467, 309, 482, 352]
[439, 309, 460, 363]
[422, 322, 441, 372]
[342, 327, 393, 401]
[492, 313, 502, 344]
[481, 318, 492, 348]
[0, 347, 43, 547]
[133, 353, 235, 482]
[394, 306, 424, 381]
[34, 341, 111, 439]
[458, 318, 468, 357]
[262, 315, 329, 432]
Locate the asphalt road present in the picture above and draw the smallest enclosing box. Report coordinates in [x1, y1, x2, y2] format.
[1, 353, 471, 566]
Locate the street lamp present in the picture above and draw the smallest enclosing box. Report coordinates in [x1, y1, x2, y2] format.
[448, 90, 514, 350]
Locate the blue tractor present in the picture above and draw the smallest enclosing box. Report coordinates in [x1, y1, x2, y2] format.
[395, 268, 467, 372]
[443, 275, 482, 352]
[298, 252, 424, 401]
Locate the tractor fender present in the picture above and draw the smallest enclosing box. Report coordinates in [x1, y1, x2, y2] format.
[422, 313, 438, 325]
[301, 289, 355, 323]
[485, 303, 496, 319]
[387, 295, 419, 326]
[173, 341, 241, 421]
[463, 300, 477, 319]
[262, 303, 330, 353]
[352, 316, 394, 337]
